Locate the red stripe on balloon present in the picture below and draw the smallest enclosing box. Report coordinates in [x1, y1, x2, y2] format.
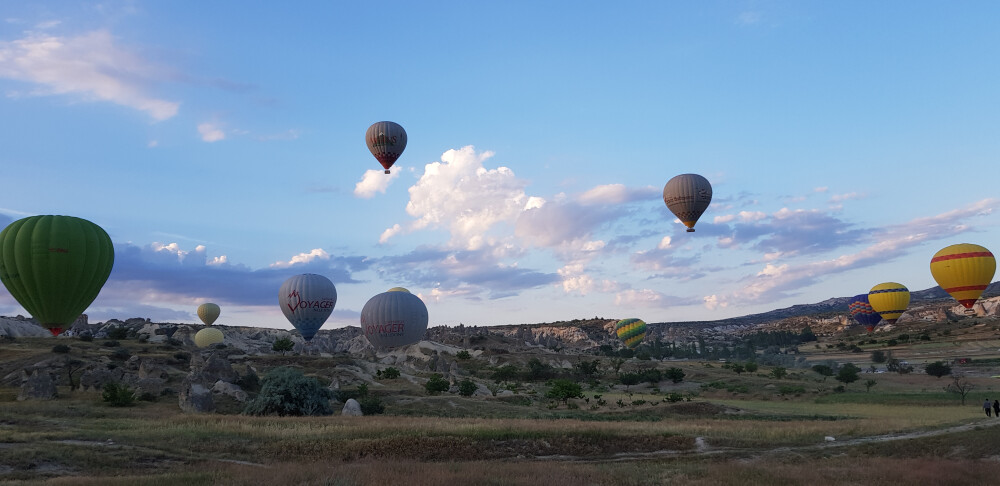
[931, 251, 994, 263]
[944, 285, 988, 292]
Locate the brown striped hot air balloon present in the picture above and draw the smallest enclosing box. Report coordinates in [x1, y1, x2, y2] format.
[662, 174, 712, 232]
[366, 121, 407, 174]
[930, 243, 996, 309]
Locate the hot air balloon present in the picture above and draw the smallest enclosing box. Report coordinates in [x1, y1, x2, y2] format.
[662, 174, 712, 232]
[197, 303, 220, 326]
[0, 215, 114, 336]
[614, 318, 646, 349]
[848, 294, 882, 332]
[360, 290, 428, 349]
[868, 282, 910, 325]
[194, 327, 224, 348]
[278, 274, 337, 341]
[366, 121, 407, 174]
[930, 243, 996, 309]
[387, 287, 409, 293]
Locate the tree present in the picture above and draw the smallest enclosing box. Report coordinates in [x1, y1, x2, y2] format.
[770, 367, 787, 380]
[455, 350, 472, 360]
[272, 337, 294, 355]
[425, 373, 450, 395]
[864, 379, 877, 392]
[546, 379, 583, 406]
[812, 364, 834, 377]
[574, 359, 600, 378]
[744, 362, 758, 373]
[870, 350, 887, 364]
[732, 363, 746, 375]
[619, 372, 642, 391]
[925, 361, 952, 378]
[664, 367, 685, 384]
[525, 358, 551, 381]
[243, 367, 333, 416]
[945, 375, 976, 405]
[491, 364, 520, 386]
[377, 367, 401, 380]
[458, 379, 477, 397]
[63, 358, 87, 391]
[835, 364, 861, 387]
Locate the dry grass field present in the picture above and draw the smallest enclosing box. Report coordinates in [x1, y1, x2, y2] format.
[4, 318, 1000, 485]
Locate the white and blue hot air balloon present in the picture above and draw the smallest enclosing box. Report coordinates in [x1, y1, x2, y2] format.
[360, 288, 428, 349]
[278, 274, 337, 341]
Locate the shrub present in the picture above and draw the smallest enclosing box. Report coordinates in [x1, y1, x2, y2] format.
[744, 362, 759, 373]
[102, 383, 136, 407]
[925, 361, 952, 378]
[103, 340, 120, 348]
[812, 364, 834, 376]
[165, 337, 183, 347]
[778, 384, 805, 395]
[456, 350, 472, 360]
[425, 374, 450, 395]
[242, 367, 333, 416]
[79, 333, 94, 342]
[770, 367, 787, 379]
[376, 367, 401, 380]
[52, 344, 71, 354]
[458, 379, 477, 397]
[107, 327, 129, 340]
[110, 348, 131, 361]
[358, 395, 385, 415]
[664, 393, 684, 403]
[871, 350, 887, 363]
[619, 372, 642, 390]
[173, 352, 191, 363]
[665, 367, 685, 383]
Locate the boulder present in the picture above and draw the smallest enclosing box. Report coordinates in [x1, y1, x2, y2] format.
[178, 380, 215, 413]
[18, 370, 57, 400]
[342, 398, 363, 416]
[134, 377, 167, 397]
[212, 380, 248, 402]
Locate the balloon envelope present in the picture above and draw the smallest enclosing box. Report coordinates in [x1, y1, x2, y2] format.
[361, 290, 428, 349]
[278, 274, 337, 341]
[387, 287, 410, 293]
[0, 215, 114, 335]
[614, 318, 646, 349]
[930, 243, 996, 309]
[194, 327, 224, 348]
[848, 294, 882, 332]
[868, 282, 910, 324]
[662, 174, 712, 232]
[197, 303, 220, 326]
[366, 121, 407, 174]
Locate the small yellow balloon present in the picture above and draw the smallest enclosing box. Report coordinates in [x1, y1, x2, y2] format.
[197, 303, 220, 326]
[868, 282, 910, 324]
[194, 327, 224, 348]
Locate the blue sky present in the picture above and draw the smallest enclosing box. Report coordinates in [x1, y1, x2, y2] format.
[1, 1, 998, 331]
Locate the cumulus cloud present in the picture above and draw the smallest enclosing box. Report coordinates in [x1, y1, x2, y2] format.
[198, 122, 225, 142]
[579, 184, 658, 205]
[270, 248, 330, 268]
[354, 168, 399, 199]
[0, 30, 179, 120]
[382, 146, 527, 250]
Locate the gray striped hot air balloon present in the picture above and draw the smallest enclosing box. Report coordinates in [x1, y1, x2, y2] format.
[366, 121, 407, 174]
[360, 289, 428, 349]
[662, 173, 712, 232]
[278, 274, 337, 341]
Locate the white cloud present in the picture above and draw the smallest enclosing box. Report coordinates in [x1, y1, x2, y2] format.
[379, 224, 402, 244]
[615, 289, 664, 307]
[198, 122, 225, 142]
[739, 211, 767, 222]
[714, 214, 736, 224]
[830, 192, 864, 203]
[524, 196, 546, 210]
[354, 168, 399, 199]
[0, 30, 179, 120]
[657, 236, 672, 250]
[388, 146, 529, 250]
[270, 248, 330, 268]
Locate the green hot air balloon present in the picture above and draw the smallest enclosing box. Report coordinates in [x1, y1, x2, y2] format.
[614, 318, 646, 349]
[0, 215, 114, 335]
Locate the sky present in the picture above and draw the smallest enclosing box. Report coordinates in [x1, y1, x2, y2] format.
[1, 1, 998, 332]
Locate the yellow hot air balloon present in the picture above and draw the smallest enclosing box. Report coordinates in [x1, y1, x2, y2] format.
[197, 303, 220, 326]
[194, 327, 224, 348]
[930, 243, 996, 309]
[388, 287, 410, 293]
[868, 282, 910, 324]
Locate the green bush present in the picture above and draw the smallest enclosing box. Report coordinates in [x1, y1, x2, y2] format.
[79, 333, 94, 342]
[458, 379, 477, 397]
[110, 348, 131, 361]
[242, 367, 333, 416]
[377, 367, 401, 380]
[107, 327, 129, 340]
[425, 374, 450, 395]
[456, 350, 472, 360]
[778, 384, 806, 395]
[102, 383, 136, 407]
[359, 395, 385, 415]
[52, 344, 71, 354]
[272, 337, 294, 354]
[664, 392, 684, 403]
[664, 367, 685, 383]
[546, 379, 583, 406]
[102, 340, 120, 347]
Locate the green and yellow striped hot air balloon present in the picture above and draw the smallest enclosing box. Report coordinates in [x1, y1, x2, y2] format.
[614, 318, 647, 349]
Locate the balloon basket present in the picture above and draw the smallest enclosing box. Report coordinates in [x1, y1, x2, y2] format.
[385, 169, 391, 174]
[686, 228, 695, 233]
